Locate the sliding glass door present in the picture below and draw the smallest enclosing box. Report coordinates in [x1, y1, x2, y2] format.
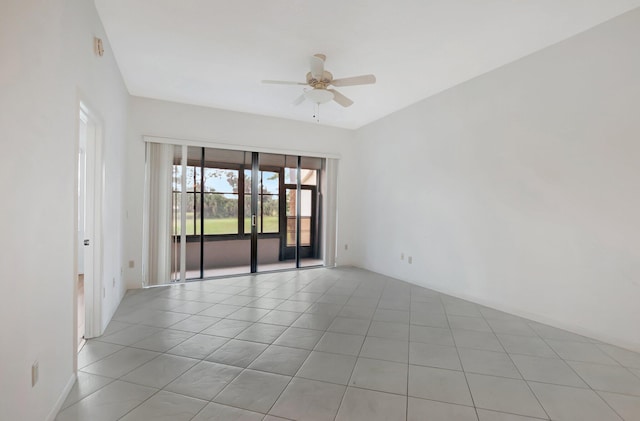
[152, 145, 325, 283]
[284, 157, 323, 268]
[255, 153, 296, 272]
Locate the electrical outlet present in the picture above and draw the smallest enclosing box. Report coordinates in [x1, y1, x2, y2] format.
[32, 361, 39, 387]
[128, 260, 134, 268]
[408, 256, 413, 264]
[401, 253, 404, 260]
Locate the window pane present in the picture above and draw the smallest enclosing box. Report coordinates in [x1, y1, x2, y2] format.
[192, 192, 200, 235]
[261, 171, 278, 194]
[172, 192, 181, 236]
[286, 189, 297, 246]
[203, 193, 238, 234]
[301, 217, 311, 246]
[172, 165, 182, 191]
[300, 156, 323, 170]
[204, 168, 238, 193]
[258, 195, 262, 233]
[284, 167, 297, 184]
[244, 194, 251, 234]
[244, 169, 252, 194]
[259, 153, 286, 167]
[301, 169, 317, 186]
[261, 194, 278, 233]
[185, 166, 201, 192]
[180, 193, 197, 235]
[301, 189, 312, 217]
[300, 190, 312, 245]
[204, 148, 245, 165]
[187, 146, 202, 163]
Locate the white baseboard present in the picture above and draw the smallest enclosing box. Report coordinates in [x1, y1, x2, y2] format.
[351, 264, 640, 353]
[46, 373, 77, 421]
[426, 283, 640, 353]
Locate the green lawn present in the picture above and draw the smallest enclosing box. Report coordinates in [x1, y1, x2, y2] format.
[175, 216, 279, 235]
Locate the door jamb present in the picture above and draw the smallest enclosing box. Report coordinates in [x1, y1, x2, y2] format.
[74, 99, 104, 366]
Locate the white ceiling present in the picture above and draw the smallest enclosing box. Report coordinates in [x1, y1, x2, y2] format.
[95, 0, 640, 129]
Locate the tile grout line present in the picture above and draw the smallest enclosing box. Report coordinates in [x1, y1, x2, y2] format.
[200, 275, 316, 417]
[331, 277, 382, 421]
[261, 276, 348, 418]
[527, 319, 631, 420]
[442, 296, 482, 421]
[64, 268, 640, 421]
[71, 275, 290, 418]
[478, 307, 551, 420]
[207, 274, 346, 418]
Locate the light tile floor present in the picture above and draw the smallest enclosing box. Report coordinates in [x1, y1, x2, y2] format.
[58, 267, 640, 421]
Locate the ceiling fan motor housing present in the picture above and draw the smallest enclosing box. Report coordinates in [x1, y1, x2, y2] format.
[306, 71, 333, 89]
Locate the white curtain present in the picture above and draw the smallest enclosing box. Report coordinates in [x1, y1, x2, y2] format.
[145, 142, 173, 286]
[322, 158, 339, 267]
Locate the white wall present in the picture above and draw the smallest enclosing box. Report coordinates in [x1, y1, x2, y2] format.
[0, 1, 129, 420]
[124, 97, 357, 288]
[353, 8, 640, 351]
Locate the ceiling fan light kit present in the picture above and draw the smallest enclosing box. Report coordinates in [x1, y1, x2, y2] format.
[304, 89, 334, 104]
[262, 53, 376, 111]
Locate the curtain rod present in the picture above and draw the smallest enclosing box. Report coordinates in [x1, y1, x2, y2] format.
[143, 135, 342, 160]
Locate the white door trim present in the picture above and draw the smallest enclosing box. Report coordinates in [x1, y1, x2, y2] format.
[75, 99, 104, 353]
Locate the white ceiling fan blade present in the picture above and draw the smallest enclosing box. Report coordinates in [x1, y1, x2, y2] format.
[310, 54, 325, 79]
[331, 74, 376, 87]
[292, 94, 306, 106]
[262, 80, 307, 85]
[327, 89, 353, 107]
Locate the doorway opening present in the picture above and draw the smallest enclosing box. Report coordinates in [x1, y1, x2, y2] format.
[173, 149, 323, 279]
[76, 103, 102, 352]
[77, 110, 88, 351]
[146, 145, 332, 285]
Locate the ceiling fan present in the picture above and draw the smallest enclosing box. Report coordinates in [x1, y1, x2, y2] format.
[262, 54, 376, 108]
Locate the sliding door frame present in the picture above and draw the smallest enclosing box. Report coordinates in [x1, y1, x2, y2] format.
[250, 152, 259, 273]
[145, 136, 339, 283]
